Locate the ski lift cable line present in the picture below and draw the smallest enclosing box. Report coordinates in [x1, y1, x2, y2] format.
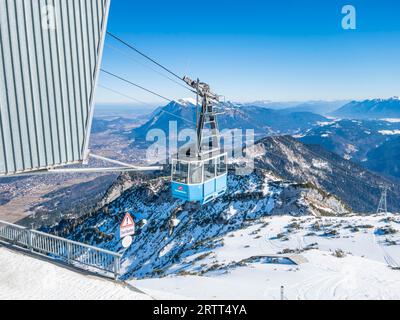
[101, 69, 173, 102]
[88, 153, 162, 170]
[98, 84, 196, 126]
[105, 43, 195, 93]
[106, 31, 186, 84]
[98, 84, 156, 108]
[158, 109, 196, 126]
[106, 32, 230, 107]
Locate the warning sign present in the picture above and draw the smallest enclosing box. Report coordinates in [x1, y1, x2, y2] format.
[120, 213, 135, 238]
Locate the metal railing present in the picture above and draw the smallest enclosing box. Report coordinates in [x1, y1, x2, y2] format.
[0, 220, 122, 279]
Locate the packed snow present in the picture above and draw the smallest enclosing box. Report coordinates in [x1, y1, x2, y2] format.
[381, 118, 400, 123]
[2, 213, 400, 300]
[317, 121, 337, 127]
[0, 246, 152, 300]
[312, 159, 331, 170]
[379, 130, 400, 135]
[175, 98, 197, 106]
[134, 214, 400, 300]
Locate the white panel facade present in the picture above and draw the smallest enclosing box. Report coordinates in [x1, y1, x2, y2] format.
[0, 0, 110, 175]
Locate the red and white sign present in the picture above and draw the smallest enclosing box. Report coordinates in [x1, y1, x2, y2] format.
[122, 235, 133, 249]
[120, 213, 135, 238]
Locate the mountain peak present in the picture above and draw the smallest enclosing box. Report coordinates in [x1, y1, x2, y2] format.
[174, 98, 197, 106]
[333, 97, 400, 119]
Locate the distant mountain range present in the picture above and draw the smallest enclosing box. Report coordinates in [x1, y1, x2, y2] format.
[298, 119, 400, 179]
[282, 101, 350, 115]
[92, 97, 400, 182]
[129, 100, 328, 146]
[239, 100, 349, 115]
[332, 97, 400, 119]
[364, 137, 400, 179]
[242, 97, 400, 119]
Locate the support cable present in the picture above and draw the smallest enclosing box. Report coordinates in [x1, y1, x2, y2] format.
[101, 69, 172, 102]
[105, 43, 195, 93]
[98, 84, 196, 126]
[107, 31, 185, 84]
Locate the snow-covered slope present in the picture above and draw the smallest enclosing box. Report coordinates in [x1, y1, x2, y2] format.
[135, 214, 400, 300]
[5, 212, 400, 300]
[252, 136, 400, 213]
[0, 246, 152, 300]
[48, 168, 349, 280]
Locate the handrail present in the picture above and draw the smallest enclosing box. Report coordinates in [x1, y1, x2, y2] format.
[0, 220, 121, 279]
[31, 229, 122, 258]
[0, 220, 27, 229]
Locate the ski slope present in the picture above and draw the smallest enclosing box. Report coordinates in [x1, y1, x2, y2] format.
[136, 251, 400, 300]
[0, 246, 151, 300]
[135, 214, 400, 300]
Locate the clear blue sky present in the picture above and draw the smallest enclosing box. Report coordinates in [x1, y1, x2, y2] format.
[96, 0, 400, 106]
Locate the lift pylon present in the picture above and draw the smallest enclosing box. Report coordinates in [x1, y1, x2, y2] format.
[377, 185, 389, 214]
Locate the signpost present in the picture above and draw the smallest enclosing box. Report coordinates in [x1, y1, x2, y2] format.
[122, 235, 133, 249]
[120, 213, 135, 239]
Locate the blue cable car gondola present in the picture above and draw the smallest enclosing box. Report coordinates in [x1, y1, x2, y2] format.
[172, 151, 228, 205]
[171, 77, 228, 205]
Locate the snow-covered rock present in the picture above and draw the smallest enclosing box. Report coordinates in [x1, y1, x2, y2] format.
[48, 168, 349, 280]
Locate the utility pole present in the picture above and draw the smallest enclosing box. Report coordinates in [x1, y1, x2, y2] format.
[377, 185, 389, 214]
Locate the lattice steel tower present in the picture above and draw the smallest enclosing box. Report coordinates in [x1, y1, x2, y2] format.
[377, 185, 389, 214]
